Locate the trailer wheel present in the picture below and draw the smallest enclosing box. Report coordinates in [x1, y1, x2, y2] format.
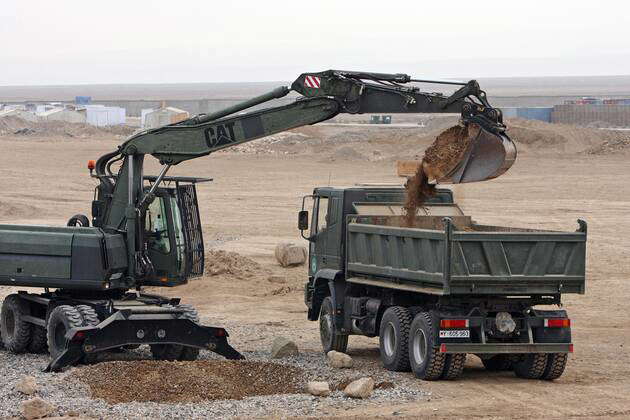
[28, 326, 48, 354]
[441, 353, 466, 380]
[177, 304, 200, 361]
[408, 312, 446, 381]
[481, 354, 513, 371]
[542, 353, 568, 380]
[513, 353, 548, 379]
[319, 296, 348, 353]
[75, 305, 100, 364]
[47, 305, 84, 360]
[1, 294, 33, 353]
[379, 306, 412, 372]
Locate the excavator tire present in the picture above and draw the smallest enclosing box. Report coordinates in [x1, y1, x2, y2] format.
[1, 294, 32, 353]
[28, 326, 48, 353]
[47, 305, 84, 360]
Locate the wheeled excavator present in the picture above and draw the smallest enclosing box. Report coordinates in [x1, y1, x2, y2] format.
[0, 70, 517, 371]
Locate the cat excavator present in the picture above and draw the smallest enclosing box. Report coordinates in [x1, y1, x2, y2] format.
[0, 70, 516, 371]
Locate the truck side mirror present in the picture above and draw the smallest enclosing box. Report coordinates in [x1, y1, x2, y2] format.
[298, 210, 309, 231]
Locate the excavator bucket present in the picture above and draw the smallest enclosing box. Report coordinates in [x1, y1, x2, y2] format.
[429, 123, 517, 184]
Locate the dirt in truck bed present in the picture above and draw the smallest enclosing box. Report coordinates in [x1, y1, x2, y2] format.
[403, 124, 471, 226]
[72, 360, 304, 404]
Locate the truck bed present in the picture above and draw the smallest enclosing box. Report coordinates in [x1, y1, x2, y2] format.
[346, 214, 586, 296]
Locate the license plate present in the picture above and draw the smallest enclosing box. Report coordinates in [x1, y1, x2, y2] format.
[439, 329, 470, 338]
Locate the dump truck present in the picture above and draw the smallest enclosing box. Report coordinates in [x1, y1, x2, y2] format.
[300, 186, 586, 380]
[0, 70, 517, 371]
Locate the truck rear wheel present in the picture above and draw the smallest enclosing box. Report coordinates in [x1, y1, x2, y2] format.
[47, 305, 84, 360]
[379, 306, 411, 372]
[319, 296, 348, 353]
[481, 354, 513, 371]
[408, 312, 446, 381]
[441, 353, 466, 380]
[1, 294, 33, 353]
[542, 353, 568, 380]
[513, 353, 548, 379]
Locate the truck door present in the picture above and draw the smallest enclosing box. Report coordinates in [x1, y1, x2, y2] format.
[310, 191, 343, 273]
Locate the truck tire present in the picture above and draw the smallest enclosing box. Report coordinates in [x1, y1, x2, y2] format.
[75, 305, 100, 364]
[513, 353, 548, 379]
[481, 354, 513, 371]
[441, 353, 466, 380]
[319, 296, 348, 353]
[177, 304, 200, 361]
[379, 306, 412, 372]
[1, 294, 33, 353]
[47, 305, 84, 360]
[542, 353, 568, 380]
[408, 312, 446, 381]
[28, 326, 48, 353]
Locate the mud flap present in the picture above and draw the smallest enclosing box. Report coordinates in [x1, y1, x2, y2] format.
[44, 312, 244, 372]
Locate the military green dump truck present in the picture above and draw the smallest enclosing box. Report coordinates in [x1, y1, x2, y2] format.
[300, 186, 586, 381]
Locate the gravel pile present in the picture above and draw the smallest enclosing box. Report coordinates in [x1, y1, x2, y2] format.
[0, 345, 427, 419]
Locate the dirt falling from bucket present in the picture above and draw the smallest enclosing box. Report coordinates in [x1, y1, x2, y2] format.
[403, 125, 472, 227]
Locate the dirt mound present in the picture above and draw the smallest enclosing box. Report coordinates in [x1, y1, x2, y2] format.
[505, 118, 628, 153]
[585, 137, 630, 154]
[0, 116, 134, 138]
[72, 360, 304, 404]
[204, 250, 262, 278]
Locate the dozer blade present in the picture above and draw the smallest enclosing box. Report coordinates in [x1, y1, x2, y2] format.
[435, 123, 517, 184]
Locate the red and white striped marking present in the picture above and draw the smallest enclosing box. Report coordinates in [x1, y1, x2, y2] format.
[304, 75, 321, 89]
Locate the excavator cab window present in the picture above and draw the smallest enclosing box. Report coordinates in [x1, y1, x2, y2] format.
[146, 197, 172, 254]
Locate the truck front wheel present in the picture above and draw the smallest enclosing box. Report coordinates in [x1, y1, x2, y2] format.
[319, 296, 348, 353]
[408, 312, 446, 380]
[379, 306, 411, 372]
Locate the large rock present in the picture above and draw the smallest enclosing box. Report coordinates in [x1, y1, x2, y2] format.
[16, 375, 39, 395]
[327, 350, 354, 368]
[306, 381, 330, 397]
[274, 242, 307, 267]
[20, 397, 55, 420]
[270, 337, 298, 358]
[343, 377, 375, 399]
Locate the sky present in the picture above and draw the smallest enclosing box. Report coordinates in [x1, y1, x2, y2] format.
[1, 0, 630, 85]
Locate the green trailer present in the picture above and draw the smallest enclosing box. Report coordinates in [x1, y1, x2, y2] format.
[299, 186, 586, 381]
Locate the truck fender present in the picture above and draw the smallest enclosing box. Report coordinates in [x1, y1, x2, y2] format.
[307, 269, 343, 321]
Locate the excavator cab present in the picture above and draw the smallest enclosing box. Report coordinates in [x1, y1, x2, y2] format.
[141, 176, 209, 287]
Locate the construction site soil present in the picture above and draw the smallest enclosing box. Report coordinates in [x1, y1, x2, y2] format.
[0, 117, 629, 419]
[73, 360, 304, 404]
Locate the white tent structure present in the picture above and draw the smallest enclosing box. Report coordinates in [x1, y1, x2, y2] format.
[85, 105, 126, 127]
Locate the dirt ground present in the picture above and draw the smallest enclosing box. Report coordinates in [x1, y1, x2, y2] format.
[0, 120, 629, 419]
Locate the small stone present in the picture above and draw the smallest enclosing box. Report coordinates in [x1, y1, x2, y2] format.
[267, 275, 286, 284]
[306, 381, 330, 397]
[343, 377, 375, 399]
[270, 337, 299, 358]
[274, 242, 307, 267]
[327, 350, 354, 368]
[16, 376, 38, 395]
[20, 397, 55, 420]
